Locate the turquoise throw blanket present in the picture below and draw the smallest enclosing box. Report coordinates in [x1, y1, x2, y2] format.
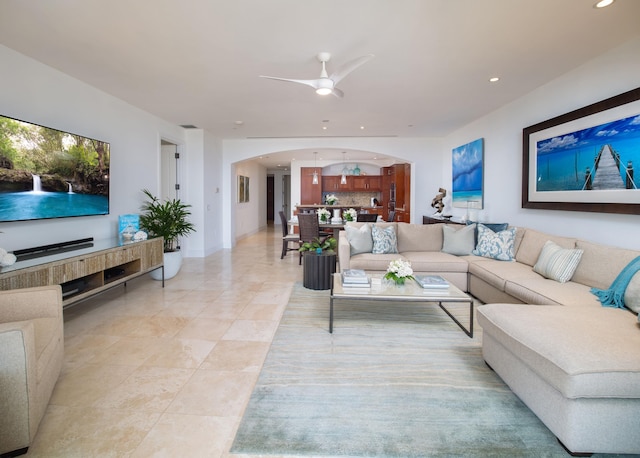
[591, 256, 640, 308]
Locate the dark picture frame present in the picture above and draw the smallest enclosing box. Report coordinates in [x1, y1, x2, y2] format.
[237, 175, 250, 203]
[522, 87, 640, 215]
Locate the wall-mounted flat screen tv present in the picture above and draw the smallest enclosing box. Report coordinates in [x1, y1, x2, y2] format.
[0, 115, 110, 222]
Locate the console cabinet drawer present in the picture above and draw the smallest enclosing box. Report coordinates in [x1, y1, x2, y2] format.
[63, 255, 105, 282]
[106, 245, 141, 268]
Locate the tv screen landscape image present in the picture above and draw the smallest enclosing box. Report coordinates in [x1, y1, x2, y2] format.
[0, 115, 110, 222]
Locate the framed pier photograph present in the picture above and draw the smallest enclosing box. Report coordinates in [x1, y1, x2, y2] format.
[522, 87, 640, 215]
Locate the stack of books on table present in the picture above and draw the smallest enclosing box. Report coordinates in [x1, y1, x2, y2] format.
[341, 269, 371, 288]
[414, 275, 450, 289]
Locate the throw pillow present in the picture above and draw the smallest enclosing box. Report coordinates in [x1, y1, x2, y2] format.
[472, 224, 516, 261]
[371, 224, 398, 254]
[466, 221, 508, 246]
[533, 240, 584, 283]
[345, 223, 373, 256]
[442, 224, 476, 256]
[624, 272, 640, 314]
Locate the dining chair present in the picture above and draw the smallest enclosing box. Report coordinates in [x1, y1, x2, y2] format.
[356, 213, 378, 222]
[387, 210, 396, 222]
[279, 211, 300, 259]
[297, 212, 324, 265]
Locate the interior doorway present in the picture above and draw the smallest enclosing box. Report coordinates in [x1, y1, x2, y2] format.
[267, 175, 274, 222]
[282, 174, 291, 218]
[160, 140, 179, 201]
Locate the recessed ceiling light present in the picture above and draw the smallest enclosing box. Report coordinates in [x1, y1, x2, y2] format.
[234, 120, 244, 125]
[594, 0, 614, 8]
[489, 77, 500, 83]
[360, 126, 365, 130]
[322, 126, 328, 130]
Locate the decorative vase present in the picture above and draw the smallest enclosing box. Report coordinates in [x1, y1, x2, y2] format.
[150, 250, 183, 281]
[331, 209, 342, 224]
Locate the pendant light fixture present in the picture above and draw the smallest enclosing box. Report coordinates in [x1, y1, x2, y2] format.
[312, 152, 319, 185]
[340, 151, 348, 185]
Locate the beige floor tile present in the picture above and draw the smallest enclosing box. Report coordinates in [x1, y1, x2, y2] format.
[27, 405, 161, 457]
[94, 366, 195, 412]
[200, 340, 271, 371]
[132, 413, 236, 457]
[166, 370, 258, 417]
[142, 337, 216, 369]
[176, 316, 234, 341]
[222, 319, 279, 342]
[50, 363, 135, 407]
[238, 302, 285, 321]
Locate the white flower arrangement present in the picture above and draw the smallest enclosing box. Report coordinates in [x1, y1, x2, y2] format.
[343, 208, 358, 222]
[317, 207, 331, 222]
[384, 258, 414, 285]
[325, 194, 338, 205]
[0, 247, 17, 267]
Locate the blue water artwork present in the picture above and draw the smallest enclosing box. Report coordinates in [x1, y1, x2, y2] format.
[0, 191, 109, 222]
[452, 138, 483, 208]
[536, 113, 640, 192]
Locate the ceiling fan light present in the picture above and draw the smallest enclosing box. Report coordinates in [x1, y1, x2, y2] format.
[316, 87, 332, 95]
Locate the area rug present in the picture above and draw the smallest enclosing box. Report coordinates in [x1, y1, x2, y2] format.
[230, 283, 615, 457]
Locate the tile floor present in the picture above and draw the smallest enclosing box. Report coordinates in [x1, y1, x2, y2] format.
[26, 225, 302, 457]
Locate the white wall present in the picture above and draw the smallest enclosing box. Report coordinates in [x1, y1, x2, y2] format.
[0, 45, 193, 252]
[441, 37, 640, 250]
[233, 160, 267, 240]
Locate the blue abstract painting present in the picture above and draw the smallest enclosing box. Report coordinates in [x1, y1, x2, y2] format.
[452, 138, 483, 208]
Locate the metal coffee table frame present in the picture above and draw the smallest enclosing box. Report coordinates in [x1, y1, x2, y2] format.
[329, 273, 474, 337]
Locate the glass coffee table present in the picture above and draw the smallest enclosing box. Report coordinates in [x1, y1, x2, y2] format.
[330, 273, 474, 337]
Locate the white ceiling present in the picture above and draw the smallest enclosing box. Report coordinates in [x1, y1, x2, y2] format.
[1, 0, 639, 170]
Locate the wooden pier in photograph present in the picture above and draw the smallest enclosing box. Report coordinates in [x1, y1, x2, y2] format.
[584, 145, 635, 190]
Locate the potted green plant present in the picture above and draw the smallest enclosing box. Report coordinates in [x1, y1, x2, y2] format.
[299, 236, 338, 290]
[139, 189, 195, 280]
[299, 236, 337, 254]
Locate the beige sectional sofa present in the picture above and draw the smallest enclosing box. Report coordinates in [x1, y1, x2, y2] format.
[338, 221, 640, 455]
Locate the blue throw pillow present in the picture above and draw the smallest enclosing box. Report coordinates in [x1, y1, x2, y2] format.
[466, 221, 508, 246]
[472, 224, 516, 261]
[371, 224, 398, 254]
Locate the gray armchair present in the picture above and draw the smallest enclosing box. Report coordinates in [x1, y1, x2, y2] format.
[0, 285, 64, 456]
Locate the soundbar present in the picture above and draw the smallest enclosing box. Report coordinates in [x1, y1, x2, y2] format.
[14, 237, 95, 262]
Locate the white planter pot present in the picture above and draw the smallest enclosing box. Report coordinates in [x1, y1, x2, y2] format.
[150, 250, 183, 281]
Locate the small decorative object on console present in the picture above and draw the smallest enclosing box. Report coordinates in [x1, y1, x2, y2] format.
[431, 187, 447, 214]
[343, 208, 358, 222]
[415, 274, 450, 289]
[325, 194, 338, 205]
[0, 247, 16, 267]
[384, 259, 414, 285]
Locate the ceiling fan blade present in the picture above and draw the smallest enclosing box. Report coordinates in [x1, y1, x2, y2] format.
[259, 75, 321, 89]
[329, 54, 375, 85]
[331, 87, 344, 98]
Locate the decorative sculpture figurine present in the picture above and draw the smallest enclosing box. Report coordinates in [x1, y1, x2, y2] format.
[431, 187, 447, 214]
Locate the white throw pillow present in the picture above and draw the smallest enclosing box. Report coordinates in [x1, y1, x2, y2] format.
[442, 224, 475, 256]
[533, 240, 583, 283]
[472, 224, 516, 261]
[345, 223, 373, 256]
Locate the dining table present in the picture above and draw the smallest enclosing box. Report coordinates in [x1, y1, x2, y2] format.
[288, 219, 346, 240]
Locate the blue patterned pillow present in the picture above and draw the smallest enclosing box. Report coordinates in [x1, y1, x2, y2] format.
[371, 224, 398, 254]
[472, 224, 516, 261]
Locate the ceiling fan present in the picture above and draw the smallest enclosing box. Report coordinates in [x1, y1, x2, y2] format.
[259, 52, 374, 98]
